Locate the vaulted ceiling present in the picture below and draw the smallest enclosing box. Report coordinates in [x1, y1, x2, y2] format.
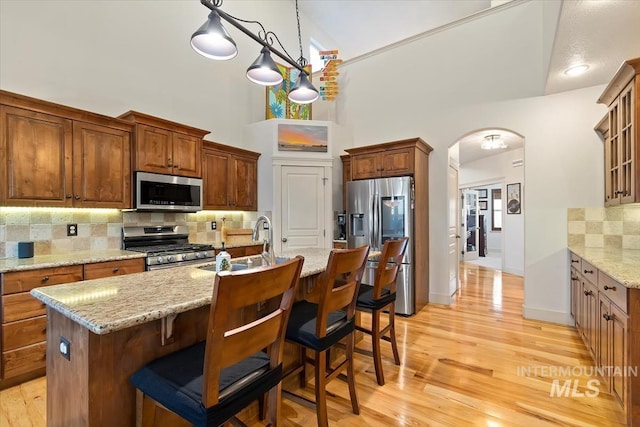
[297, 0, 640, 164]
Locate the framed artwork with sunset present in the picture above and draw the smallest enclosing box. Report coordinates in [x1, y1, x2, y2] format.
[277, 124, 328, 152]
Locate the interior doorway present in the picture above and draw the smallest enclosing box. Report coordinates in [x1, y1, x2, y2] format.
[448, 128, 525, 279]
[462, 182, 502, 270]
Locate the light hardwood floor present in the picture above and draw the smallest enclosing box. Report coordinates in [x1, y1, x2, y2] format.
[1, 263, 626, 426]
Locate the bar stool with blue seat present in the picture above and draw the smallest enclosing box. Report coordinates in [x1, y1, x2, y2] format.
[130, 256, 304, 427]
[355, 237, 408, 386]
[284, 245, 369, 427]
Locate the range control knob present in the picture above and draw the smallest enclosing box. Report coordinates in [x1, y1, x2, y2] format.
[181, 254, 188, 260]
[156, 256, 164, 264]
[203, 251, 209, 257]
[195, 252, 202, 259]
[167, 255, 175, 262]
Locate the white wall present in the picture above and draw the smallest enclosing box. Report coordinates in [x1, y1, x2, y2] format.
[460, 150, 525, 275]
[325, 1, 606, 323]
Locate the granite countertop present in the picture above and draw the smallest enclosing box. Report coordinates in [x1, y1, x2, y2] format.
[31, 247, 379, 335]
[0, 250, 146, 274]
[568, 246, 640, 289]
[0, 241, 266, 274]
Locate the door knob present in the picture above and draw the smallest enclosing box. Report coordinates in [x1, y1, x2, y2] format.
[282, 237, 288, 242]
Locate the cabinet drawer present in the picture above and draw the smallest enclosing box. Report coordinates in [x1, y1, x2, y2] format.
[2, 341, 47, 380]
[569, 253, 581, 270]
[2, 316, 46, 351]
[83, 258, 145, 280]
[2, 293, 46, 323]
[598, 271, 628, 313]
[581, 259, 598, 285]
[2, 265, 83, 295]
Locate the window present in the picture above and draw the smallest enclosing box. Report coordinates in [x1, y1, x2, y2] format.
[309, 38, 325, 73]
[491, 189, 502, 231]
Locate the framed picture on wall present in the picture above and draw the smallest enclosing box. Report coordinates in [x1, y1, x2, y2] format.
[506, 182, 521, 214]
[479, 200, 488, 210]
[477, 189, 488, 199]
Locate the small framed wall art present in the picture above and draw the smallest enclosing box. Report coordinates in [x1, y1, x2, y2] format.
[506, 182, 521, 214]
[479, 200, 488, 210]
[477, 189, 488, 199]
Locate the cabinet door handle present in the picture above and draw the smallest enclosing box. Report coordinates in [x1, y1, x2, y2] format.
[167, 158, 172, 167]
[603, 285, 616, 291]
[571, 276, 578, 280]
[174, 164, 179, 169]
[602, 313, 612, 321]
[75, 195, 81, 200]
[571, 259, 579, 263]
[42, 276, 49, 282]
[66, 194, 72, 199]
[113, 267, 119, 273]
[583, 269, 593, 274]
[583, 290, 592, 296]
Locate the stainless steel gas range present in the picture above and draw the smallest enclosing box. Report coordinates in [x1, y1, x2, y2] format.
[122, 225, 215, 270]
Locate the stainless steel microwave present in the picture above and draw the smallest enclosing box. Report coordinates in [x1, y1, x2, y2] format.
[135, 172, 203, 212]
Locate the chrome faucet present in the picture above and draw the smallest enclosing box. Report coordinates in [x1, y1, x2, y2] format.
[252, 215, 276, 266]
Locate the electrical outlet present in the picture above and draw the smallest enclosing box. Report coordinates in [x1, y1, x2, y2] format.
[211, 221, 217, 230]
[263, 222, 269, 230]
[60, 336, 71, 360]
[67, 223, 78, 237]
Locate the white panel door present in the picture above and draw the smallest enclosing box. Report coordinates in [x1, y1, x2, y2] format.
[448, 165, 460, 293]
[281, 165, 325, 251]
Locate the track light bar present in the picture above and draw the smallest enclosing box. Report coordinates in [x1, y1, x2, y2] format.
[193, 0, 319, 103]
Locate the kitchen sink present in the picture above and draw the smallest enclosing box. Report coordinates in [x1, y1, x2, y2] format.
[198, 256, 290, 273]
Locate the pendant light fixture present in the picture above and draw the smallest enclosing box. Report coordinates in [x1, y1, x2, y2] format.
[288, 0, 319, 104]
[190, 10, 237, 60]
[191, 0, 319, 103]
[246, 46, 283, 86]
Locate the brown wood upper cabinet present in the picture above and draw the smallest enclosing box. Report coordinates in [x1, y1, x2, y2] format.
[0, 91, 133, 208]
[346, 141, 418, 180]
[119, 111, 209, 178]
[596, 57, 640, 206]
[202, 140, 260, 211]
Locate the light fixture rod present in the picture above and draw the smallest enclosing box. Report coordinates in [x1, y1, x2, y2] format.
[200, 0, 309, 76]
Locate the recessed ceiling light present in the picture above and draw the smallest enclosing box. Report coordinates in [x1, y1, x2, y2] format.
[564, 64, 590, 77]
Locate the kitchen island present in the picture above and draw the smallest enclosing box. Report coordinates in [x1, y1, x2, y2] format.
[30, 247, 369, 427]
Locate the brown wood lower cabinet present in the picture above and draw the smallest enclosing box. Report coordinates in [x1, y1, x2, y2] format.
[83, 258, 145, 280]
[0, 258, 144, 389]
[570, 251, 637, 425]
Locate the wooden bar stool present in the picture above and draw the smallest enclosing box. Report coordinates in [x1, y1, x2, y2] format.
[355, 237, 408, 386]
[283, 245, 369, 427]
[130, 256, 304, 427]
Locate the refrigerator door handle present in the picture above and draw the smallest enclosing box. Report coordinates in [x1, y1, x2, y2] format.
[369, 191, 375, 248]
[373, 192, 379, 250]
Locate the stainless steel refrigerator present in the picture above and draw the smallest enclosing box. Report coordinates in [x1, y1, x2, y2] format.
[347, 176, 414, 315]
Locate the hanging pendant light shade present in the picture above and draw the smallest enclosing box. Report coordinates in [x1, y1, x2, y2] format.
[246, 46, 283, 86]
[288, 72, 319, 104]
[190, 10, 238, 60]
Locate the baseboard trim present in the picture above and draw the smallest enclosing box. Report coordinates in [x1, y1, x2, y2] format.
[502, 267, 524, 276]
[429, 292, 455, 305]
[522, 305, 573, 326]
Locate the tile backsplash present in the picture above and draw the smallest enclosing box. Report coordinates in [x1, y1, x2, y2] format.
[0, 208, 265, 258]
[567, 205, 640, 249]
